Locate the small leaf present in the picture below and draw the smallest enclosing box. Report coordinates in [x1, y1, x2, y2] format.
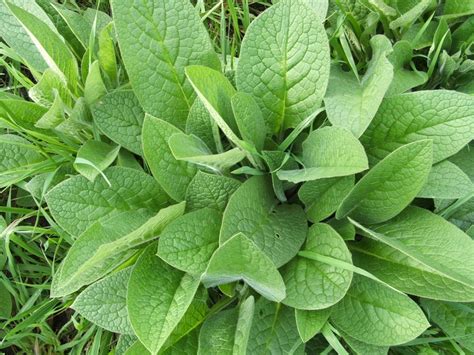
[203, 233, 286, 302]
[295, 308, 331, 342]
[74, 140, 120, 182]
[84, 61, 107, 106]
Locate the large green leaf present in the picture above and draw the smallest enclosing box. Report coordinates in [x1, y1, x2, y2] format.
[331, 276, 429, 346]
[51, 203, 185, 297]
[92, 90, 145, 155]
[337, 140, 433, 224]
[7, 2, 78, 91]
[220, 176, 307, 267]
[158, 208, 221, 275]
[421, 300, 474, 352]
[281, 224, 353, 310]
[325, 36, 393, 137]
[299, 176, 354, 223]
[351, 206, 474, 302]
[203, 233, 286, 302]
[247, 299, 303, 354]
[185, 171, 240, 212]
[46, 166, 169, 236]
[197, 296, 254, 355]
[278, 126, 368, 183]
[361, 91, 474, 164]
[443, 0, 474, 18]
[142, 115, 197, 202]
[127, 244, 200, 354]
[237, 0, 330, 133]
[72, 268, 133, 334]
[111, 0, 220, 129]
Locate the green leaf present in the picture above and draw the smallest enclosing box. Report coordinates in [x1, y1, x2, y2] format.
[29, 68, 72, 107]
[158, 208, 221, 275]
[92, 90, 145, 155]
[339, 330, 389, 355]
[53, 4, 91, 49]
[295, 308, 331, 342]
[350, 206, 474, 302]
[142, 115, 197, 202]
[325, 35, 393, 137]
[0, 98, 47, 130]
[299, 176, 354, 223]
[389, 0, 433, 30]
[168, 133, 245, 173]
[337, 140, 433, 224]
[72, 268, 133, 334]
[185, 171, 241, 212]
[231, 92, 268, 152]
[0, 282, 12, 319]
[386, 41, 428, 96]
[111, 0, 220, 129]
[74, 141, 120, 182]
[116, 335, 138, 355]
[203, 233, 286, 302]
[185, 65, 240, 145]
[98, 22, 118, 85]
[443, 0, 474, 18]
[0, 0, 56, 72]
[7, 2, 79, 91]
[186, 99, 217, 153]
[281, 224, 353, 310]
[277, 127, 368, 183]
[237, 0, 330, 133]
[51, 203, 185, 297]
[84, 61, 107, 106]
[197, 296, 255, 355]
[0, 134, 44, 188]
[420, 300, 474, 352]
[247, 299, 302, 354]
[331, 275, 429, 346]
[46, 166, 169, 236]
[220, 176, 307, 267]
[361, 90, 474, 164]
[127, 243, 200, 354]
[418, 160, 473, 199]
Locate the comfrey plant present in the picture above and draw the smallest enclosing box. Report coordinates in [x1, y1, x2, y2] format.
[2, 0, 474, 354]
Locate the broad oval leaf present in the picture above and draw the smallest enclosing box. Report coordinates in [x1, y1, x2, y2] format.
[111, 0, 220, 129]
[337, 140, 433, 224]
[330, 276, 429, 346]
[236, 0, 330, 133]
[142, 114, 197, 202]
[46, 166, 169, 236]
[158, 208, 221, 275]
[92, 90, 145, 155]
[281, 224, 353, 310]
[361, 90, 474, 164]
[220, 176, 308, 267]
[351, 206, 474, 302]
[295, 308, 331, 343]
[203, 233, 286, 302]
[127, 243, 200, 354]
[72, 268, 133, 334]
